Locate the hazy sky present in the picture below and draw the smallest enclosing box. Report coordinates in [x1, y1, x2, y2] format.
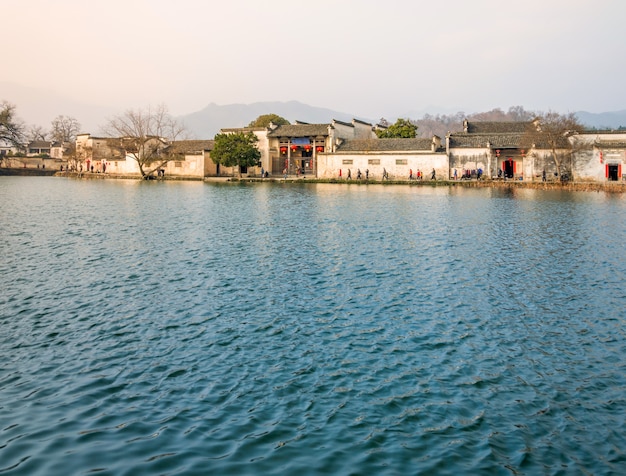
[4, 0, 626, 127]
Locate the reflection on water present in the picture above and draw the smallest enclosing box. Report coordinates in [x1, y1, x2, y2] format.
[1, 177, 625, 475]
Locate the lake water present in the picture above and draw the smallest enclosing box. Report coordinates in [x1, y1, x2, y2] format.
[1, 177, 625, 475]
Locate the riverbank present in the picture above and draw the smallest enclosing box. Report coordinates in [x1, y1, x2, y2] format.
[220, 176, 626, 193]
[0, 167, 57, 177]
[2, 168, 624, 193]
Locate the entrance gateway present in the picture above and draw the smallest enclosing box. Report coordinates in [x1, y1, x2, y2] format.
[274, 138, 323, 175]
[494, 147, 523, 179]
[503, 157, 515, 179]
[606, 163, 622, 181]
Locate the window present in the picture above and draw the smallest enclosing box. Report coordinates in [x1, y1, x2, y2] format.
[342, 159, 353, 165]
[396, 159, 407, 165]
[368, 159, 380, 165]
[175, 161, 182, 167]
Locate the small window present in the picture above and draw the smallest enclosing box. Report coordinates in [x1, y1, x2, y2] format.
[396, 159, 407, 165]
[175, 161, 182, 167]
[368, 159, 380, 165]
[342, 159, 353, 165]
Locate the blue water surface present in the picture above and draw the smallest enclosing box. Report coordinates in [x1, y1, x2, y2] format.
[1, 177, 625, 475]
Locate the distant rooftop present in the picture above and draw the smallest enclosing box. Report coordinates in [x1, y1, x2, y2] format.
[337, 138, 440, 152]
[267, 123, 331, 138]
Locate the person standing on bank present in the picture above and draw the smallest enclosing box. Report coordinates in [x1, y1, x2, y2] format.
[347, 169, 352, 180]
[431, 168, 436, 180]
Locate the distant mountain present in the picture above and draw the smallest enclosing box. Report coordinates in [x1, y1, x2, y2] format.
[575, 110, 626, 130]
[179, 102, 626, 139]
[3, 81, 624, 138]
[179, 101, 373, 138]
[1, 81, 116, 134]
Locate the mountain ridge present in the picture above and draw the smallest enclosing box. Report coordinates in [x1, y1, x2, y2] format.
[179, 100, 373, 138]
[179, 102, 626, 139]
[2, 81, 625, 138]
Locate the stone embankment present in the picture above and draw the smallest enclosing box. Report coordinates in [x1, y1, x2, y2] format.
[2, 168, 620, 192]
[446, 180, 626, 193]
[0, 168, 57, 176]
[225, 176, 626, 193]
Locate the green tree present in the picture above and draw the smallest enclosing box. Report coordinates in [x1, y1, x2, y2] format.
[375, 118, 417, 138]
[248, 114, 290, 127]
[211, 131, 261, 177]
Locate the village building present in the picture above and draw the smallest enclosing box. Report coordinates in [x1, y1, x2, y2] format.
[447, 120, 531, 180]
[76, 134, 123, 173]
[25, 140, 67, 159]
[167, 140, 215, 178]
[316, 136, 445, 180]
[0, 140, 69, 170]
[75, 134, 214, 178]
[265, 119, 377, 176]
[64, 118, 626, 183]
[0, 140, 18, 158]
[27, 140, 52, 157]
[572, 130, 626, 182]
[447, 120, 626, 182]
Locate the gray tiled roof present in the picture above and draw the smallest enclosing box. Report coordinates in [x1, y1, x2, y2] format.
[466, 121, 531, 133]
[595, 140, 626, 148]
[170, 140, 215, 154]
[449, 132, 572, 149]
[337, 138, 438, 152]
[587, 129, 626, 135]
[28, 140, 52, 148]
[267, 124, 330, 138]
[448, 133, 525, 148]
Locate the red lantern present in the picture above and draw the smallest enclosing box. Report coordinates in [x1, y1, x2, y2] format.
[291, 145, 298, 152]
[280, 146, 287, 154]
[316, 146, 324, 152]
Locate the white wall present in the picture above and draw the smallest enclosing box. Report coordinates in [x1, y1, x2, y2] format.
[317, 152, 448, 180]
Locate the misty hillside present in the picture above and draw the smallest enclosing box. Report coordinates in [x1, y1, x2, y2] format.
[179, 101, 372, 139]
[179, 102, 626, 139]
[575, 110, 626, 130]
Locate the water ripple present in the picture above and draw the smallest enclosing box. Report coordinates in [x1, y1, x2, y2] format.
[1, 179, 625, 474]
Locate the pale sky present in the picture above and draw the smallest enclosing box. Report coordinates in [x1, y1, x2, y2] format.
[3, 0, 626, 129]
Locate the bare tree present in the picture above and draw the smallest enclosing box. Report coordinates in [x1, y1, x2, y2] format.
[522, 111, 584, 179]
[0, 101, 25, 147]
[102, 104, 186, 179]
[51, 115, 81, 143]
[27, 125, 48, 142]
